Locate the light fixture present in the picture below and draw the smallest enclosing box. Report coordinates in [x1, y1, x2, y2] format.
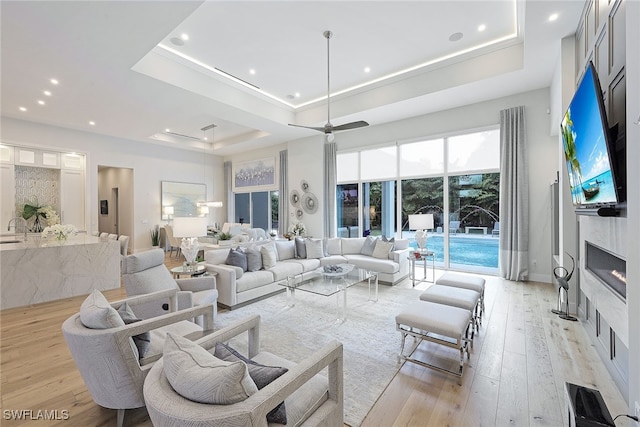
[409, 214, 434, 251]
[180, 33, 189, 41]
[198, 123, 224, 210]
[163, 206, 174, 222]
[50, 78, 59, 85]
[364, 66, 371, 73]
[478, 24, 486, 32]
[89, 121, 95, 126]
[43, 90, 52, 96]
[548, 13, 558, 22]
[19, 107, 27, 112]
[37, 100, 45, 105]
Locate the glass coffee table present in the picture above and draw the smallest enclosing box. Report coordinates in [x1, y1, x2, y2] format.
[279, 264, 378, 323]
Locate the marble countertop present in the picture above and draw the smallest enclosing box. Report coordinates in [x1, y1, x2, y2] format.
[0, 233, 104, 251]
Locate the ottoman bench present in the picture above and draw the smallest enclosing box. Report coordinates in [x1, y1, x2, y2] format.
[420, 285, 480, 335]
[436, 272, 486, 319]
[396, 301, 472, 384]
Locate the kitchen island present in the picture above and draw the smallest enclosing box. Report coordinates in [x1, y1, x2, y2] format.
[0, 234, 120, 310]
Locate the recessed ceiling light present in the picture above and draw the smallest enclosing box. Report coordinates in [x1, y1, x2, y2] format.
[181, 33, 189, 41]
[364, 67, 371, 73]
[478, 24, 487, 32]
[43, 90, 52, 96]
[50, 78, 59, 85]
[449, 32, 463, 42]
[165, 128, 170, 132]
[548, 13, 558, 22]
[89, 121, 95, 126]
[295, 92, 301, 98]
[37, 100, 45, 105]
[19, 107, 27, 112]
[249, 69, 256, 75]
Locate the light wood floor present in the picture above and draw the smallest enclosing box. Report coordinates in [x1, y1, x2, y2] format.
[0, 255, 631, 427]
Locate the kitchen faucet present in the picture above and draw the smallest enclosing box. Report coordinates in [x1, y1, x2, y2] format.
[7, 217, 28, 241]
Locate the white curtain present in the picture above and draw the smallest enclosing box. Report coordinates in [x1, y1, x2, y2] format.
[279, 150, 288, 236]
[499, 106, 529, 281]
[224, 161, 233, 224]
[324, 142, 337, 237]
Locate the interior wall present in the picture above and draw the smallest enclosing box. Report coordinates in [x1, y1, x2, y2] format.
[0, 117, 225, 252]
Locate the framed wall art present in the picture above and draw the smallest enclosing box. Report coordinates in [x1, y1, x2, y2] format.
[233, 157, 276, 191]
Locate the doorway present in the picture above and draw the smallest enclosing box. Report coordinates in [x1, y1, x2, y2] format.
[98, 166, 133, 249]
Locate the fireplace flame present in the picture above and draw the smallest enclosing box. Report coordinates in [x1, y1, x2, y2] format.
[610, 269, 626, 283]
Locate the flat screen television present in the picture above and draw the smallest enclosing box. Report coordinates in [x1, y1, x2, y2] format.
[560, 62, 620, 208]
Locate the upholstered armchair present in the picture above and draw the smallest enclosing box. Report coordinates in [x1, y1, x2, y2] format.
[122, 249, 218, 324]
[62, 289, 215, 427]
[144, 314, 344, 427]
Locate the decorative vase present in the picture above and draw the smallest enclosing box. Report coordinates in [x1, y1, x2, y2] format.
[33, 216, 43, 233]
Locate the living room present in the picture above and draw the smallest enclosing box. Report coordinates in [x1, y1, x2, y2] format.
[1, 1, 639, 426]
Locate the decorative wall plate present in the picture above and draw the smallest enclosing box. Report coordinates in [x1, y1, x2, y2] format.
[300, 179, 310, 192]
[296, 208, 304, 219]
[301, 192, 318, 214]
[290, 190, 300, 206]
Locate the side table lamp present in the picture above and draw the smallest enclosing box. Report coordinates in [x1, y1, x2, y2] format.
[172, 217, 208, 272]
[409, 213, 434, 253]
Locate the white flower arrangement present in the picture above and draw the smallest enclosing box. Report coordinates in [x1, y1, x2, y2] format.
[41, 224, 78, 240]
[289, 221, 306, 236]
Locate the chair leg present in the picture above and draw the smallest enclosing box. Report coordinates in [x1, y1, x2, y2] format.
[117, 409, 125, 427]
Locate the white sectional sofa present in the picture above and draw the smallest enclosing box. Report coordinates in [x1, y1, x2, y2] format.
[204, 237, 411, 309]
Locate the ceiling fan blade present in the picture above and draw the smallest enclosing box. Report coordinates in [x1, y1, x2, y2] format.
[288, 123, 326, 132]
[332, 121, 369, 132]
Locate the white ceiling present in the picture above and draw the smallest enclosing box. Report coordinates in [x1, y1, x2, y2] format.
[1, 1, 584, 156]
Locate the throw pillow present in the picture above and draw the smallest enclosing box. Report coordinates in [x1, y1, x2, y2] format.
[360, 236, 377, 256]
[275, 240, 295, 260]
[244, 245, 263, 272]
[226, 247, 248, 272]
[79, 289, 125, 329]
[214, 343, 288, 424]
[325, 238, 342, 255]
[261, 244, 278, 268]
[382, 236, 396, 250]
[372, 239, 394, 259]
[305, 238, 324, 259]
[117, 302, 151, 359]
[294, 236, 307, 259]
[163, 333, 258, 405]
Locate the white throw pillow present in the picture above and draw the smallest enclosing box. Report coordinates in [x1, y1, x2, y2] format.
[305, 238, 324, 259]
[275, 240, 296, 260]
[261, 244, 278, 268]
[325, 238, 342, 255]
[163, 333, 258, 405]
[79, 289, 125, 329]
[372, 240, 394, 259]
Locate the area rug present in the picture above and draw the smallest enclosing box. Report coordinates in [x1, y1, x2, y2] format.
[214, 283, 423, 427]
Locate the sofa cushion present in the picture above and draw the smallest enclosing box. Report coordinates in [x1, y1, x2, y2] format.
[276, 240, 296, 261]
[344, 254, 399, 274]
[305, 239, 324, 259]
[290, 258, 321, 272]
[244, 245, 263, 272]
[214, 343, 288, 424]
[226, 247, 248, 272]
[294, 237, 306, 259]
[261, 243, 278, 268]
[372, 239, 394, 259]
[325, 238, 342, 255]
[117, 302, 151, 359]
[319, 255, 348, 266]
[359, 236, 377, 256]
[236, 270, 276, 293]
[341, 237, 365, 255]
[268, 261, 304, 281]
[80, 289, 125, 329]
[205, 248, 230, 265]
[163, 333, 258, 405]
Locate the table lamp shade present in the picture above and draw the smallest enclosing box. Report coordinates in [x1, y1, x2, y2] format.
[408, 214, 434, 230]
[163, 206, 174, 215]
[172, 217, 208, 237]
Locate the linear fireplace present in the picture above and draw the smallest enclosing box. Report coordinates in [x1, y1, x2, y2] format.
[585, 241, 626, 300]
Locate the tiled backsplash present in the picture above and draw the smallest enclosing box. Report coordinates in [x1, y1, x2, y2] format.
[14, 165, 60, 215]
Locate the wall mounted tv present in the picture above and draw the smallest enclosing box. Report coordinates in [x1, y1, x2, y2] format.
[560, 62, 622, 211]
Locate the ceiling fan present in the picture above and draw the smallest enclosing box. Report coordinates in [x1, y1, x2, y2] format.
[288, 30, 369, 142]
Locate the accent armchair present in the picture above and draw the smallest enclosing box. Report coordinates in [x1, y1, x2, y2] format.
[62, 289, 215, 427]
[144, 314, 344, 427]
[122, 249, 218, 324]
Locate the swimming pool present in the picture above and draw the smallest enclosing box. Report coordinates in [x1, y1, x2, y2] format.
[408, 234, 499, 271]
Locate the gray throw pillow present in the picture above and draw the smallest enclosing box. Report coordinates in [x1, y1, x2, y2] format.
[360, 236, 377, 256]
[214, 343, 288, 424]
[295, 237, 307, 259]
[244, 246, 263, 272]
[117, 302, 151, 359]
[226, 247, 248, 272]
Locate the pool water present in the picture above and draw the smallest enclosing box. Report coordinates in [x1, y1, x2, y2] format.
[409, 235, 499, 270]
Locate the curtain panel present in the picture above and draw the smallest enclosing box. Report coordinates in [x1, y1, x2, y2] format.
[499, 105, 529, 281]
[224, 161, 233, 224]
[324, 142, 337, 237]
[279, 150, 289, 236]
